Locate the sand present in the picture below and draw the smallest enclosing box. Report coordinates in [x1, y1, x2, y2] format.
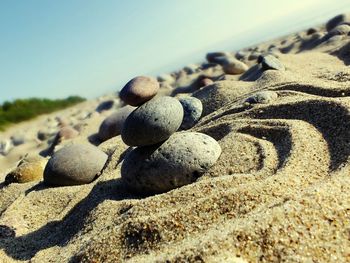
[1, 16, 350, 262]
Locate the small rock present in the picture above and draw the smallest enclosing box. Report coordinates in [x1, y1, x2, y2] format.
[37, 128, 57, 141]
[119, 76, 160, 106]
[121, 132, 221, 194]
[179, 97, 203, 130]
[122, 96, 183, 146]
[95, 100, 115, 112]
[98, 106, 136, 142]
[306, 28, 317, 35]
[245, 91, 278, 104]
[55, 116, 69, 127]
[184, 64, 200, 74]
[260, 55, 285, 71]
[10, 134, 25, 146]
[0, 140, 13, 156]
[5, 154, 47, 184]
[201, 78, 214, 87]
[56, 126, 79, 142]
[157, 74, 174, 83]
[235, 50, 248, 60]
[221, 57, 249, 75]
[44, 144, 108, 186]
[206, 52, 231, 63]
[326, 14, 349, 31]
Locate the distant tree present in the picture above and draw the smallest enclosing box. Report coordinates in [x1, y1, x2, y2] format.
[0, 96, 85, 130]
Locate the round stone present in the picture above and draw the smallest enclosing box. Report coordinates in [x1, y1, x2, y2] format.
[201, 78, 214, 87]
[10, 134, 25, 146]
[206, 52, 231, 63]
[121, 132, 221, 194]
[121, 96, 184, 146]
[245, 91, 278, 104]
[119, 76, 159, 106]
[43, 144, 108, 186]
[5, 154, 47, 184]
[98, 105, 136, 142]
[221, 57, 249, 75]
[179, 97, 203, 130]
[95, 100, 115, 113]
[260, 55, 285, 71]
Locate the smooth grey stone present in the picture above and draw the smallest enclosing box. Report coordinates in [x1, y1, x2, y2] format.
[179, 97, 203, 130]
[245, 91, 278, 104]
[121, 132, 221, 194]
[122, 96, 183, 146]
[98, 105, 135, 142]
[260, 55, 285, 71]
[44, 144, 108, 186]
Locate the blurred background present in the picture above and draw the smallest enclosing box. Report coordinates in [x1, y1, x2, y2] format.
[0, 0, 349, 102]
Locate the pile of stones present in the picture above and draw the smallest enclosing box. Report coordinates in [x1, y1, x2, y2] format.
[119, 76, 221, 194]
[5, 75, 221, 196]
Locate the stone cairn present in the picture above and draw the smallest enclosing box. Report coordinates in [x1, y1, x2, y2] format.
[119, 76, 222, 195]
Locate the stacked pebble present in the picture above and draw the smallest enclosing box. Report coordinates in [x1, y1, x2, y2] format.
[119, 76, 221, 194]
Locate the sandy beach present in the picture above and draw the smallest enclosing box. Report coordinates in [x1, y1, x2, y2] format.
[1, 14, 350, 262]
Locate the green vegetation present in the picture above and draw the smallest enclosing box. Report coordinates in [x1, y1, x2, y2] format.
[0, 96, 85, 130]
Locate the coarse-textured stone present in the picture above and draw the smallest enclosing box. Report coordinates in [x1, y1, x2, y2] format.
[121, 132, 221, 194]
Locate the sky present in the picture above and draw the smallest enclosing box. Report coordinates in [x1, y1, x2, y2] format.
[0, 0, 349, 103]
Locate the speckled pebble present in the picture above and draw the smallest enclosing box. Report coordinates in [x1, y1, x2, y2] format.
[179, 97, 203, 130]
[121, 132, 221, 194]
[260, 55, 285, 71]
[245, 91, 278, 104]
[44, 144, 108, 186]
[5, 154, 47, 184]
[122, 96, 183, 146]
[119, 76, 159, 106]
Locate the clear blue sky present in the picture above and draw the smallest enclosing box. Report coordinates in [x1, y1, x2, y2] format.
[0, 0, 349, 102]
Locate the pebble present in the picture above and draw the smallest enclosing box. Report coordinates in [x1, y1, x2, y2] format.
[55, 126, 79, 142]
[201, 78, 214, 87]
[179, 97, 203, 130]
[95, 100, 115, 112]
[98, 105, 136, 142]
[306, 28, 317, 35]
[121, 132, 221, 194]
[260, 55, 285, 71]
[10, 134, 25, 146]
[206, 52, 231, 63]
[5, 154, 47, 184]
[221, 57, 249, 75]
[37, 128, 57, 141]
[44, 144, 108, 186]
[122, 96, 183, 146]
[245, 91, 278, 104]
[0, 140, 13, 156]
[183, 64, 199, 74]
[119, 76, 159, 106]
[326, 14, 348, 31]
[157, 74, 174, 84]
